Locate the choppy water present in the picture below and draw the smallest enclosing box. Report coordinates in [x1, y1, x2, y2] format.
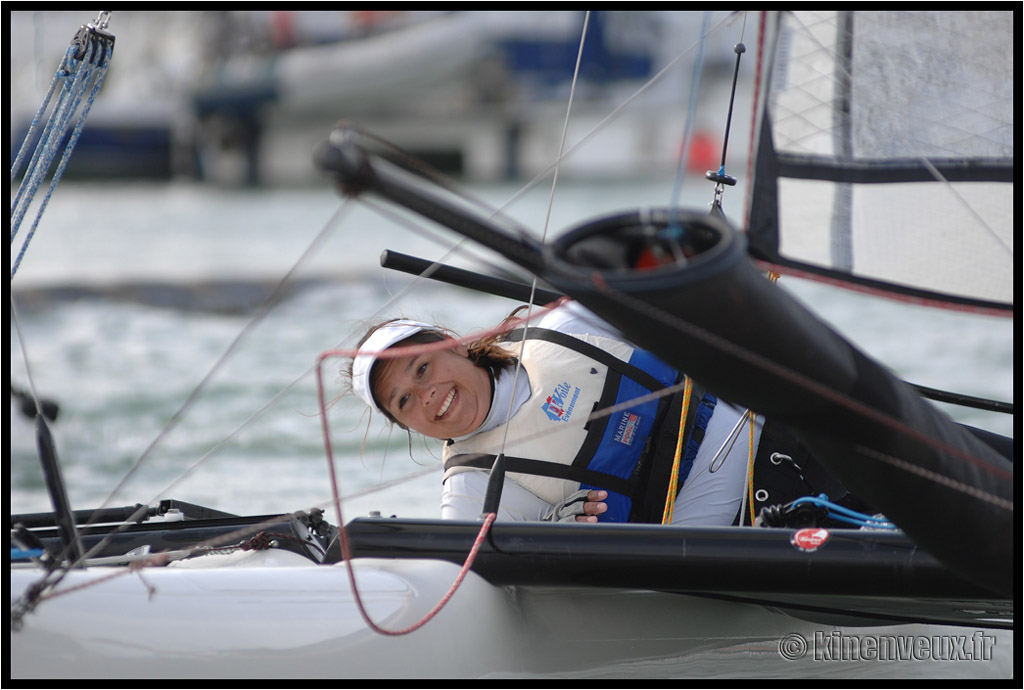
[10, 179, 1014, 521]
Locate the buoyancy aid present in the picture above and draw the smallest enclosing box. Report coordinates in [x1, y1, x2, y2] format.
[442, 328, 717, 523]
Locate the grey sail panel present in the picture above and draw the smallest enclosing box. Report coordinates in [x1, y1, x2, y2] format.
[745, 11, 1014, 313]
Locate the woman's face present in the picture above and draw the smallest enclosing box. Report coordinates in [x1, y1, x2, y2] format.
[373, 340, 492, 439]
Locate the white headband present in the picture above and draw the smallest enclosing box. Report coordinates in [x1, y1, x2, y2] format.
[352, 320, 436, 411]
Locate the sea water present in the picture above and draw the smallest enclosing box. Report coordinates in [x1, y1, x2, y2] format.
[9, 179, 1014, 520]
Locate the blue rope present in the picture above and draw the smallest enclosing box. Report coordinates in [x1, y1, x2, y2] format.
[11, 548, 47, 562]
[9, 50, 66, 187]
[11, 43, 95, 236]
[791, 495, 899, 530]
[11, 26, 113, 280]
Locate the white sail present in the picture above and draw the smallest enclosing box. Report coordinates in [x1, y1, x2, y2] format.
[746, 11, 1013, 312]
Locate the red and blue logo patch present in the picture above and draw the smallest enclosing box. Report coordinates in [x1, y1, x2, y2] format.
[613, 412, 641, 446]
[542, 380, 581, 422]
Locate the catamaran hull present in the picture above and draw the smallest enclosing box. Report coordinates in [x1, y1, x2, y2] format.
[9, 551, 1013, 679]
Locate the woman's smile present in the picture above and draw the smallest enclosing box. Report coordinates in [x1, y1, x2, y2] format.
[436, 387, 457, 419]
[374, 342, 492, 439]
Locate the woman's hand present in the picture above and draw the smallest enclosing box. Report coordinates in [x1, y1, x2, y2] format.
[575, 490, 608, 523]
[543, 489, 608, 523]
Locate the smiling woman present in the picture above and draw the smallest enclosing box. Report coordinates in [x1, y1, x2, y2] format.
[342, 301, 855, 528]
[352, 319, 496, 439]
[348, 306, 622, 523]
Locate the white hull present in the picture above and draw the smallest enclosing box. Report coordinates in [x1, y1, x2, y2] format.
[11, 550, 1013, 679]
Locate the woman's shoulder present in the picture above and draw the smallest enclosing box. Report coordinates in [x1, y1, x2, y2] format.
[536, 301, 623, 340]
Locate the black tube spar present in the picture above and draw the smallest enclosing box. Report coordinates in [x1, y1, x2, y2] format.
[315, 133, 1012, 596]
[545, 210, 1013, 597]
[380, 250, 563, 306]
[35, 416, 84, 565]
[316, 131, 549, 277]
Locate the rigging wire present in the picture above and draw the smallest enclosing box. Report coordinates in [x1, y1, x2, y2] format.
[91, 202, 354, 518]
[497, 13, 737, 216]
[12, 202, 358, 612]
[46, 195, 468, 577]
[710, 13, 748, 182]
[10, 14, 118, 616]
[14, 21, 645, 606]
[706, 37, 747, 212]
[583, 277, 1013, 493]
[10, 295, 47, 422]
[313, 13, 607, 636]
[493, 11, 591, 478]
[11, 13, 114, 279]
[666, 10, 711, 246]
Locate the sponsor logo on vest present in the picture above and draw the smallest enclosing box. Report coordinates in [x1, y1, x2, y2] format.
[542, 381, 581, 422]
[613, 411, 641, 446]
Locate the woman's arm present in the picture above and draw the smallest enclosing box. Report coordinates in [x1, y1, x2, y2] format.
[442, 471, 607, 522]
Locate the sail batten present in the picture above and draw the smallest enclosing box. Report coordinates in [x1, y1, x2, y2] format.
[746, 11, 1014, 313]
[775, 154, 1015, 184]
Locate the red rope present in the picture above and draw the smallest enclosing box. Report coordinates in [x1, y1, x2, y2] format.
[315, 298, 564, 529]
[742, 11, 767, 228]
[314, 306, 545, 635]
[317, 357, 496, 636]
[341, 512, 496, 636]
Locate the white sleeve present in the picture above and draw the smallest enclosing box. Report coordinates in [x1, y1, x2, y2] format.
[670, 405, 763, 526]
[535, 300, 624, 340]
[441, 470, 555, 522]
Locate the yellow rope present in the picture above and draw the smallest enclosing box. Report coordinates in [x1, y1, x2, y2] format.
[661, 377, 694, 525]
[746, 411, 757, 525]
[668, 272, 778, 526]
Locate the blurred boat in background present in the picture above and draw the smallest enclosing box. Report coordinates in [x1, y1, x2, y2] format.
[9, 10, 742, 186]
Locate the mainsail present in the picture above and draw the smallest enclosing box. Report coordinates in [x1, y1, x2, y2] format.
[745, 11, 1014, 313]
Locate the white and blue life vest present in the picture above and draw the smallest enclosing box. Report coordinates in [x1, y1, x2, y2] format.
[442, 328, 717, 523]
